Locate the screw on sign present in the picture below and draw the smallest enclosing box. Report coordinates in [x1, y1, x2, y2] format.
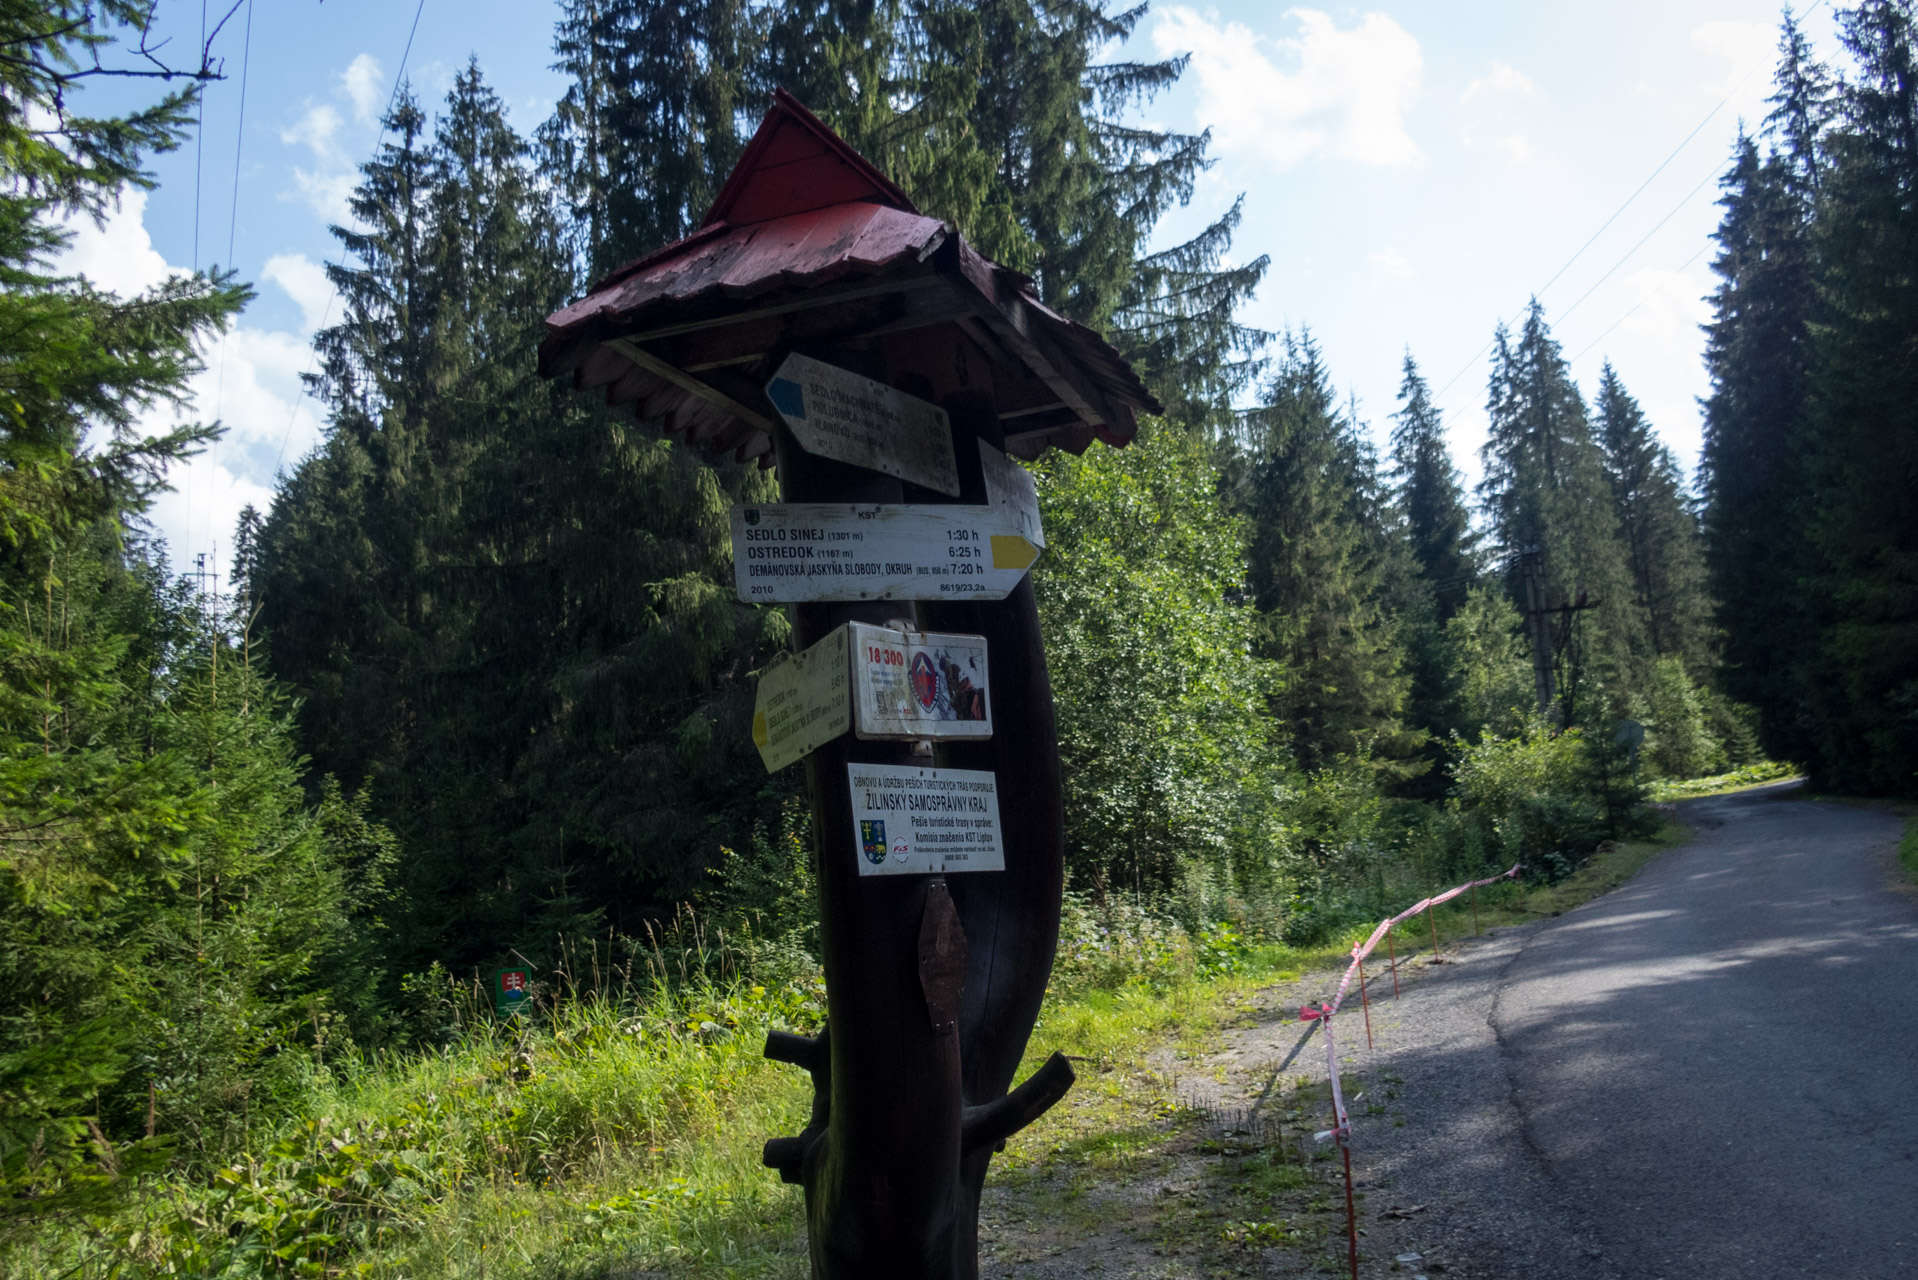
[538, 88, 1160, 1280]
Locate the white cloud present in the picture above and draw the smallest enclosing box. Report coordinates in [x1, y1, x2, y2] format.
[281, 101, 355, 225]
[261, 253, 333, 333]
[342, 54, 385, 126]
[1462, 61, 1536, 103]
[1693, 21, 1773, 108]
[1152, 7, 1423, 170]
[54, 189, 326, 567]
[146, 462, 277, 566]
[1369, 246, 1414, 286]
[57, 189, 174, 295]
[1498, 134, 1533, 164]
[280, 52, 383, 227]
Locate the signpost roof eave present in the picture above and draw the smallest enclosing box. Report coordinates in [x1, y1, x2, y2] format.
[537, 89, 1162, 466]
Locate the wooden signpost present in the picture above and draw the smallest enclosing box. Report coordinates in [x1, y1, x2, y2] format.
[767, 351, 962, 495]
[540, 88, 1161, 1280]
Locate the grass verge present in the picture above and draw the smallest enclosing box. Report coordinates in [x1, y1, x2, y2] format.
[12, 828, 1689, 1280]
[1650, 761, 1798, 801]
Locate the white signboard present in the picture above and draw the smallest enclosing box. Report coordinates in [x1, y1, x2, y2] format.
[765, 353, 961, 496]
[979, 440, 1044, 548]
[849, 622, 991, 740]
[732, 504, 1041, 602]
[751, 627, 850, 772]
[849, 763, 1005, 875]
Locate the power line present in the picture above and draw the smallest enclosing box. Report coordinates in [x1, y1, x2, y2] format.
[1426, 0, 1830, 417]
[1553, 161, 1721, 329]
[1567, 241, 1714, 367]
[191, 0, 207, 269]
[272, 0, 430, 478]
[212, 0, 253, 424]
[223, 0, 253, 271]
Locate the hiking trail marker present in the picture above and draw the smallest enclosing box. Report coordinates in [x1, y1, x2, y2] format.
[767, 352, 961, 496]
[731, 442, 1043, 603]
[849, 622, 990, 740]
[752, 625, 852, 773]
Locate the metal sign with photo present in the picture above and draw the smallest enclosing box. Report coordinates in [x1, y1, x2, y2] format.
[849, 621, 991, 740]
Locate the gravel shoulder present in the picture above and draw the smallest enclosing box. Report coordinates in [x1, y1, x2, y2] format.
[980, 781, 1916, 1278]
[974, 916, 1615, 1278]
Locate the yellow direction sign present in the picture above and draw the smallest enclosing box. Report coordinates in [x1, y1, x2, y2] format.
[751, 627, 851, 772]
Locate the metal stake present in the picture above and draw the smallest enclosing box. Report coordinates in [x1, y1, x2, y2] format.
[1358, 957, 1373, 1049]
[1341, 1141, 1359, 1280]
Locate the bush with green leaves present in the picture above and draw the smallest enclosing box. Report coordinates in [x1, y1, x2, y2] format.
[1031, 426, 1282, 908]
[1638, 657, 1727, 779]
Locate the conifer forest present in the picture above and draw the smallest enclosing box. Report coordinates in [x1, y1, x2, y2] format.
[3, 1, 1915, 1276]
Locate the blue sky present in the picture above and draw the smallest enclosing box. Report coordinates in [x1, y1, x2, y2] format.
[62, 0, 1843, 575]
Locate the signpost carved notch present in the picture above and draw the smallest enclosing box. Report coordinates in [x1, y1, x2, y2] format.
[540, 87, 1161, 1280]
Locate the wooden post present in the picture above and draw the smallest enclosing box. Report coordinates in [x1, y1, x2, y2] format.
[769, 335, 1071, 1280]
[770, 367, 963, 1273]
[1386, 928, 1399, 998]
[1428, 903, 1440, 955]
[1471, 882, 1481, 936]
[901, 380, 1069, 1278]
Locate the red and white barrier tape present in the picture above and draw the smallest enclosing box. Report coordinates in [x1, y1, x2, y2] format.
[1302, 865, 1521, 1143]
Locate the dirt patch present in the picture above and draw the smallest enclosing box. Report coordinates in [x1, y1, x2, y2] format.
[980, 928, 1613, 1279]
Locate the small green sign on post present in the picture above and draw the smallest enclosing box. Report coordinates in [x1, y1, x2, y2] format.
[495, 967, 530, 1019]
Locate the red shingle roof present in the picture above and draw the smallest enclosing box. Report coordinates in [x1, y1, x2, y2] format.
[540, 90, 1159, 465]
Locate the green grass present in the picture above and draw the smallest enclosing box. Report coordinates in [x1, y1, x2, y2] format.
[12, 828, 1692, 1280]
[1900, 813, 1918, 886]
[1650, 760, 1799, 801]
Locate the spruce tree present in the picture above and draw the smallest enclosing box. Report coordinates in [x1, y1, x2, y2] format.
[1699, 30, 1826, 766]
[1389, 353, 1475, 618]
[1231, 331, 1412, 771]
[0, 0, 394, 1218]
[543, 0, 757, 276]
[258, 69, 783, 970]
[1386, 353, 1475, 760]
[1794, 0, 1918, 790]
[762, 0, 1270, 435]
[1478, 302, 1639, 720]
[1594, 363, 1710, 668]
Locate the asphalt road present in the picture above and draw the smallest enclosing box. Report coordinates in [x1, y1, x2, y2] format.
[1493, 782, 1918, 1280]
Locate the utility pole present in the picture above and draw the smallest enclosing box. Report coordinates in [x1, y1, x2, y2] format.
[1518, 546, 1556, 721]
